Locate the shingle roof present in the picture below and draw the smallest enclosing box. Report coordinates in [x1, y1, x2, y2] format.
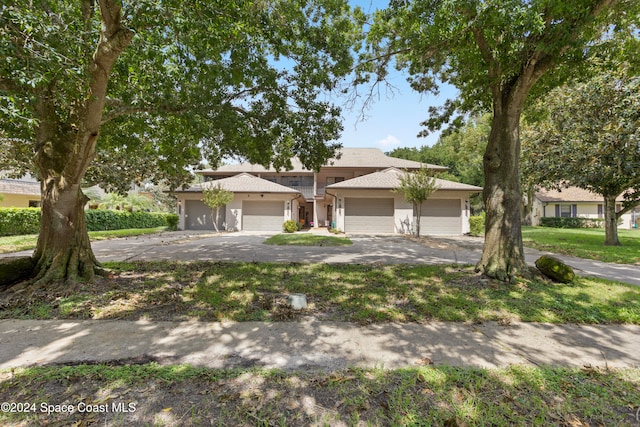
[175, 173, 301, 194]
[0, 178, 40, 196]
[536, 186, 627, 203]
[202, 148, 448, 174]
[326, 167, 483, 191]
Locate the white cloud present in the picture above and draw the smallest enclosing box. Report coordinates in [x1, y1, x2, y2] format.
[377, 134, 401, 148]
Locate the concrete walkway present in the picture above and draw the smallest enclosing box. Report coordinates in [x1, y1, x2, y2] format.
[1, 231, 638, 371]
[1, 319, 639, 370]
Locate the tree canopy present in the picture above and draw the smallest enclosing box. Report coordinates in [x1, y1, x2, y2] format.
[202, 183, 234, 233]
[388, 114, 488, 187]
[0, 0, 362, 286]
[360, 0, 637, 281]
[522, 66, 640, 245]
[1, 1, 363, 192]
[395, 168, 439, 237]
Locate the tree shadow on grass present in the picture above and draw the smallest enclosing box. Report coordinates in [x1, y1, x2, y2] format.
[1, 261, 638, 327]
[1, 355, 639, 425]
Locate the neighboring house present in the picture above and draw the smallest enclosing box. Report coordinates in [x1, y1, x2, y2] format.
[0, 176, 41, 208]
[173, 148, 482, 234]
[532, 186, 640, 229]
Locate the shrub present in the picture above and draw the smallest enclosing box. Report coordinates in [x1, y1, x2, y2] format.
[469, 212, 485, 236]
[283, 220, 298, 233]
[540, 217, 605, 228]
[0, 208, 41, 236]
[166, 214, 179, 231]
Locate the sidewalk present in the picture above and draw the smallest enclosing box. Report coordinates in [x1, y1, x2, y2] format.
[2, 319, 639, 370]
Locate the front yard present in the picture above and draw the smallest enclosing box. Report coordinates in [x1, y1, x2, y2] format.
[2, 364, 638, 426]
[1, 233, 640, 426]
[1, 259, 639, 425]
[2, 261, 638, 324]
[522, 226, 640, 264]
[0, 227, 169, 254]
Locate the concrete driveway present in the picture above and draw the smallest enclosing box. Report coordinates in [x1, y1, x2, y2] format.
[84, 230, 640, 286]
[90, 231, 480, 265]
[4, 230, 639, 285]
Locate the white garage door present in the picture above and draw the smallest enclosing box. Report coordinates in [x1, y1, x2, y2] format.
[185, 200, 226, 230]
[242, 201, 284, 231]
[185, 200, 213, 230]
[344, 198, 394, 234]
[419, 199, 461, 235]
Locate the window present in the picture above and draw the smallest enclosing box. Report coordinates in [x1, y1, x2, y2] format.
[28, 200, 41, 208]
[326, 177, 344, 185]
[555, 204, 576, 218]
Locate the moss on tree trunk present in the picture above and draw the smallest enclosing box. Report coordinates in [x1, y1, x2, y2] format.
[31, 182, 101, 287]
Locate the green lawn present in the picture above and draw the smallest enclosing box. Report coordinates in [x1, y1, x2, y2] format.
[0, 227, 168, 254]
[264, 233, 352, 246]
[522, 226, 640, 264]
[4, 261, 639, 325]
[1, 364, 638, 426]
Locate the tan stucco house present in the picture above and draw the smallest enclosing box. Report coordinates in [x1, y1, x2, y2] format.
[532, 186, 640, 229]
[173, 148, 482, 235]
[0, 177, 41, 208]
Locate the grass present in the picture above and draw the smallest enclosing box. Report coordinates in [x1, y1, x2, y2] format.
[522, 226, 640, 265]
[264, 233, 352, 246]
[1, 364, 638, 426]
[3, 261, 639, 324]
[0, 227, 168, 254]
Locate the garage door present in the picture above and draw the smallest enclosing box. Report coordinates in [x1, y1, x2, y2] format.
[185, 200, 215, 230]
[419, 199, 461, 235]
[242, 201, 284, 231]
[344, 198, 394, 234]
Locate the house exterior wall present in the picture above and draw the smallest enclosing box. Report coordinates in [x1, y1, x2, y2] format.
[532, 200, 637, 229]
[176, 192, 296, 231]
[329, 189, 415, 234]
[330, 189, 472, 235]
[0, 193, 40, 208]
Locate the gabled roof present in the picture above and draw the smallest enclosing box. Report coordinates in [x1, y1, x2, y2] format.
[175, 173, 301, 194]
[0, 178, 40, 196]
[536, 186, 627, 203]
[326, 167, 483, 191]
[201, 148, 448, 174]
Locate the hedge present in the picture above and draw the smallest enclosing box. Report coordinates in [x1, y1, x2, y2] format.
[0, 208, 177, 236]
[0, 208, 40, 236]
[540, 217, 605, 229]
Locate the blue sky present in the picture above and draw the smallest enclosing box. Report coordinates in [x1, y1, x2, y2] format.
[337, 0, 458, 151]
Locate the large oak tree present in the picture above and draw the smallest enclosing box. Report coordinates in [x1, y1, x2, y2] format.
[0, 0, 361, 287]
[361, 0, 636, 281]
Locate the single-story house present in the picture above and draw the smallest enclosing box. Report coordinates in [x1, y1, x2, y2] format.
[0, 176, 41, 208]
[173, 148, 482, 235]
[532, 186, 640, 229]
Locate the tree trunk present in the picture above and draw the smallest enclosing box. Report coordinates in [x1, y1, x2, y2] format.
[32, 181, 100, 287]
[415, 202, 421, 237]
[603, 195, 621, 246]
[476, 94, 527, 282]
[26, 0, 134, 287]
[213, 208, 220, 232]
